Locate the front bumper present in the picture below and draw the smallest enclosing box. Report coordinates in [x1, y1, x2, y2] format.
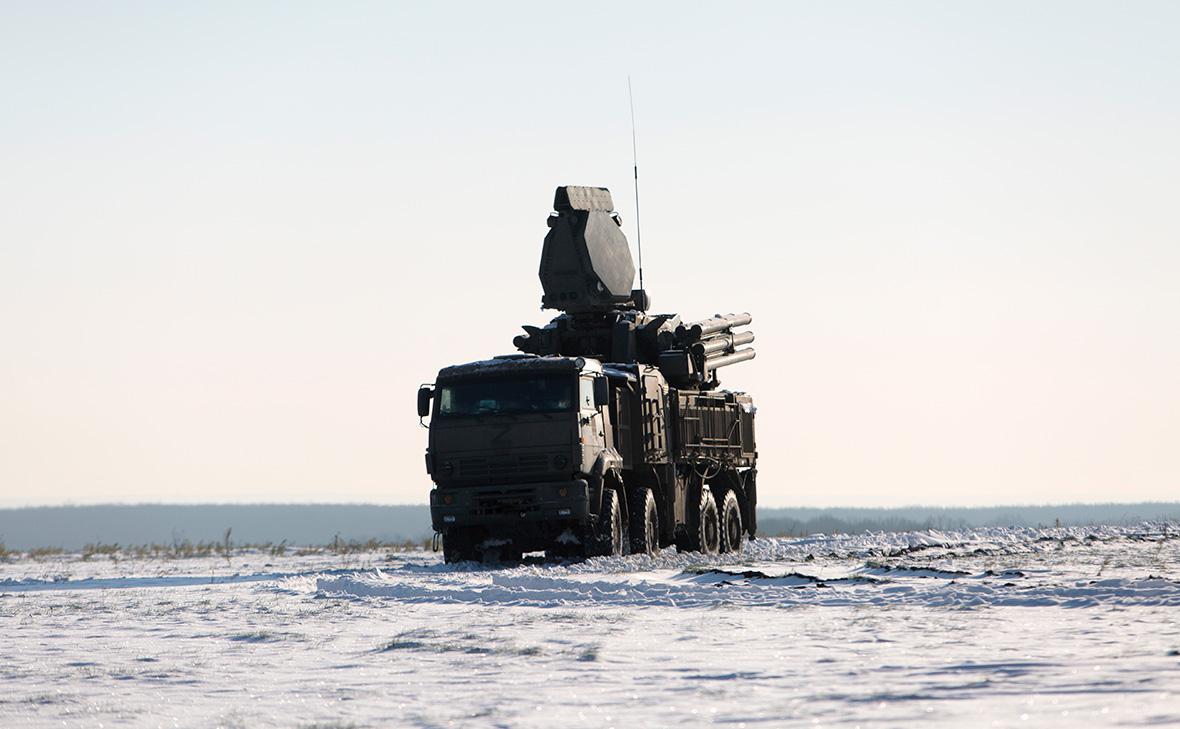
[429, 479, 590, 532]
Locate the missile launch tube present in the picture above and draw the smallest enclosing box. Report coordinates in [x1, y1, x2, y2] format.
[704, 347, 756, 371]
[693, 330, 755, 357]
[678, 312, 753, 341]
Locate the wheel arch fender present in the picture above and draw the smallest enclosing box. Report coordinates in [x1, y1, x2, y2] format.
[741, 467, 758, 537]
[603, 467, 627, 527]
[588, 448, 625, 516]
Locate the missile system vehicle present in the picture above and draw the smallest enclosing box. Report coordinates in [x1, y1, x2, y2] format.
[418, 186, 758, 562]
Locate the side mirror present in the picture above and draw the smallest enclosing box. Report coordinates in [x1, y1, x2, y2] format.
[417, 386, 433, 418]
[592, 377, 609, 408]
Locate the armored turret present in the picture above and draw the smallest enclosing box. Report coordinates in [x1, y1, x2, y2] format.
[514, 185, 755, 389]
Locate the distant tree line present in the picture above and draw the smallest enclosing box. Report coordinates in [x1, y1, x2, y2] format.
[1, 502, 1177, 550]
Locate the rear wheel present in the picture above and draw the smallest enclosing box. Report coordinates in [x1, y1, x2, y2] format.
[628, 487, 660, 556]
[717, 489, 744, 553]
[586, 489, 626, 557]
[680, 485, 720, 555]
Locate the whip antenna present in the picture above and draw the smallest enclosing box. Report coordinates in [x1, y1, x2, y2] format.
[628, 76, 644, 294]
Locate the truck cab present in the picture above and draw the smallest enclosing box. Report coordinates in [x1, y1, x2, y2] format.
[420, 355, 621, 561]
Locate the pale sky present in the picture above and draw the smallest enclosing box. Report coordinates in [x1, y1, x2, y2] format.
[1, 2, 1177, 508]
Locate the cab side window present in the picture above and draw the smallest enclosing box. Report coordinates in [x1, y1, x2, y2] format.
[579, 377, 595, 411]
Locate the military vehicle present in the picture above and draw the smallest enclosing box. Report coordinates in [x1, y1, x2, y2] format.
[418, 186, 758, 562]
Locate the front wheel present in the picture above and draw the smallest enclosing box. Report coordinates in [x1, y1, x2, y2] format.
[586, 489, 626, 557]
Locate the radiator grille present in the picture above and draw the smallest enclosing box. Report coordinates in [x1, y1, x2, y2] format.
[458, 453, 551, 481]
[472, 487, 541, 516]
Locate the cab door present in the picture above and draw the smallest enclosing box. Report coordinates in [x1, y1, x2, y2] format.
[578, 375, 607, 470]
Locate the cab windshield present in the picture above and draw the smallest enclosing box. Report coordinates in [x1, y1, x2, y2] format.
[437, 375, 575, 417]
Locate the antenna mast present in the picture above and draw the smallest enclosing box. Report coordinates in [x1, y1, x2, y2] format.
[628, 76, 644, 294]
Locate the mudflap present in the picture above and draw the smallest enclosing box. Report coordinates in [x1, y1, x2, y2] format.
[745, 468, 758, 537]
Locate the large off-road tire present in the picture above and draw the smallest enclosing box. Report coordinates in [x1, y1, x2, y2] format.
[717, 489, 744, 554]
[679, 485, 720, 555]
[586, 489, 626, 557]
[442, 530, 479, 564]
[628, 487, 660, 556]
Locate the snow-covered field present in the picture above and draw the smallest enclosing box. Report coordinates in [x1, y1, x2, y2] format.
[3, 524, 1179, 728]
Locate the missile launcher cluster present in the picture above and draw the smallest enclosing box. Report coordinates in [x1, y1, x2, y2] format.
[513, 186, 755, 389]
